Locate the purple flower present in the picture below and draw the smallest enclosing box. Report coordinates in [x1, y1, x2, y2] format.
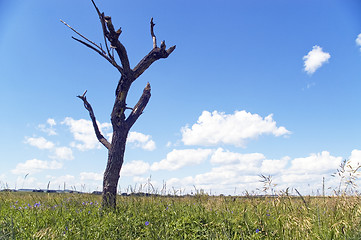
[145, 221, 150, 226]
[256, 229, 260, 233]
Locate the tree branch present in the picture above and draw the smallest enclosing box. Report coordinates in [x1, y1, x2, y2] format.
[150, 18, 156, 49]
[132, 45, 176, 80]
[61, 19, 124, 74]
[132, 17, 175, 80]
[77, 91, 111, 150]
[60, 19, 105, 55]
[103, 16, 131, 73]
[126, 83, 151, 129]
[90, 0, 114, 62]
[71, 37, 124, 74]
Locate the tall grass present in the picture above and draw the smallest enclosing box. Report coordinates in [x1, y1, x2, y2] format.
[1, 191, 361, 239]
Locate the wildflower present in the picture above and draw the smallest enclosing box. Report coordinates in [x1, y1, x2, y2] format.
[256, 229, 260, 233]
[145, 221, 150, 226]
[266, 213, 270, 217]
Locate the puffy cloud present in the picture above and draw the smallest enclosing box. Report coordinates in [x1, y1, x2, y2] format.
[38, 118, 57, 136]
[62, 117, 111, 151]
[121, 160, 150, 177]
[280, 173, 323, 184]
[261, 157, 290, 175]
[51, 147, 74, 160]
[181, 111, 290, 147]
[210, 148, 265, 165]
[346, 149, 361, 173]
[11, 159, 63, 175]
[25, 137, 55, 150]
[303, 45, 330, 74]
[47, 118, 56, 126]
[151, 149, 213, 171]
[127, 132, 156, 151]
[289, 151, 341, 174]
[146, 149, 357, 195]
[80, 172, 103, 181]
[356, 33, 361, 50]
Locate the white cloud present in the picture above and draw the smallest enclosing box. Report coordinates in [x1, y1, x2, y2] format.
[261, 156, 289, 175]
[151, 149, 213, 171]
[38, 118, 57, 136]
[51, 147, 74, 160]
[147, 149, 359, 195]
[347, 149, 361, 172]
[127, 131, 156, 151]
[11, 159, 63, 175]
[303, 45, 330, 74]
[16, 176, 38, 189]
[356, 33, 361, 50]
[80, 172, 103, 181]
[25, 137, 55, 150]
[289, 151, 341, 174]
[47, 118, 56, 126]
[62, 117, 111, 151]
[210, 148, 265, 165]
[121, 160, 151, 177]
[181, 110, 290, 147]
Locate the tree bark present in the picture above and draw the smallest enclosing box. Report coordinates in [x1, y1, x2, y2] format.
[62, 0, 175, 209]
[102, 128, 128, 207]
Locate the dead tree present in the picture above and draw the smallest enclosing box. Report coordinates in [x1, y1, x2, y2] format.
[61, 0, 175, 208]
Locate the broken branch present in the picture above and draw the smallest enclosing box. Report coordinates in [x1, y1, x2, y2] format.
[126, 82, 151, 129]
[77, 92, 111, 150]
[150, 18, 157, 49]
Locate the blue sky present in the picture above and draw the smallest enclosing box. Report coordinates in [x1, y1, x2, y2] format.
[1, 0, 361, 195]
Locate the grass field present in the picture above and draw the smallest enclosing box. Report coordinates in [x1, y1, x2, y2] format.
[1, 192, 361, 239]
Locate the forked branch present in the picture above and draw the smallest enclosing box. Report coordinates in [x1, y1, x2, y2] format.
[61, 19, 123, 74]
[132, 18, 176, 80]
[60, 19, 104, 54]
[77, 91, 111, 150]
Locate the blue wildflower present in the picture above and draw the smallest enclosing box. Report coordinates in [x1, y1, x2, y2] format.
[256, 229, 260, 233]
[145, 221, 150, 226]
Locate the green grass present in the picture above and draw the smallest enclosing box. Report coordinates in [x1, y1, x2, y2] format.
[1, 192, 361, 239]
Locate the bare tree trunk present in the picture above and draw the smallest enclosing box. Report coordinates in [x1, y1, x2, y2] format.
[102, 128, 128, 207]
[62, 0, 175, 209]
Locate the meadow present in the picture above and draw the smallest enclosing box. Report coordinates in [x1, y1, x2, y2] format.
[1, 191, 361, 239]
